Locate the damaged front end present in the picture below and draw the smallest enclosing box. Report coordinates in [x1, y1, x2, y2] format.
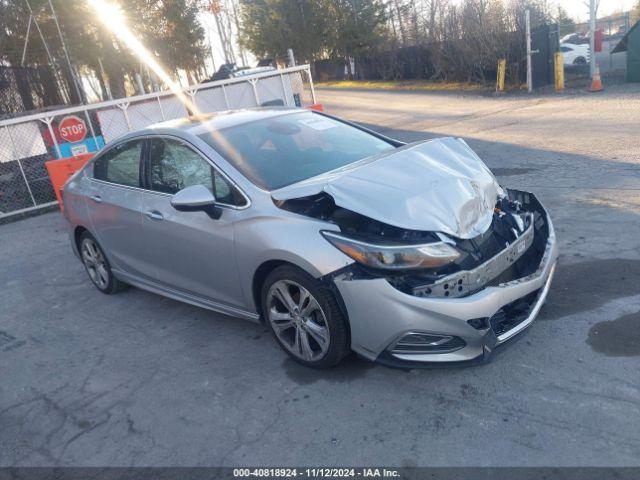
[275, 187, 557, 366]
[276, 188, 550, 301]
[271, 138, 557, 365]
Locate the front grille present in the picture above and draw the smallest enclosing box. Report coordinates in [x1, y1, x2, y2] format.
[489, 288, 541, 337]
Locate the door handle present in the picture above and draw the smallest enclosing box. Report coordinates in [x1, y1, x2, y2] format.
[146, 210, 164, 221]
[89, 194, 102, 203]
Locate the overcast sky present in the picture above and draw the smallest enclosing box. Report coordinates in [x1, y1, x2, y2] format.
[554, 0, 635, 21]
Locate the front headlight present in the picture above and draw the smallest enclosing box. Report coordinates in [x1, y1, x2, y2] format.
[321, 231, 460, 270]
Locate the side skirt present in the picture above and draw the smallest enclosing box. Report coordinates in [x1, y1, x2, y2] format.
[113, 269, 261, 323]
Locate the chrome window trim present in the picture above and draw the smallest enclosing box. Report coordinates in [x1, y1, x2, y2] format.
[88, 177, 247, 211]
[89, 177, 148, 194]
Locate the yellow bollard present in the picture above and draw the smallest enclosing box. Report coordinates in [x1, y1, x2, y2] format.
[496, 59, 506, 92]
[554, 52, 565, 92]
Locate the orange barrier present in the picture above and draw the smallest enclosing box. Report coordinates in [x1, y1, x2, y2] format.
[45, 153, 94, 212]
[306, 103, 324, 112]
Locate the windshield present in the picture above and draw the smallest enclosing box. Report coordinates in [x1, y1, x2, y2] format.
[198, 111, 395, 190]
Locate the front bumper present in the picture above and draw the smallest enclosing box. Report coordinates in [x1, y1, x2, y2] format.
[333, 200, 558, 367]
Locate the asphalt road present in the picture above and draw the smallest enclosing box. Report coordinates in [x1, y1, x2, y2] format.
[1, 86, 640, 467]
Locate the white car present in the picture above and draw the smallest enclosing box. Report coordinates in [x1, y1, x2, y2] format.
[560, 43, 591, 66]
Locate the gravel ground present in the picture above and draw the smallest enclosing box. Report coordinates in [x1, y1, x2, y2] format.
[1, 86, 639, 467]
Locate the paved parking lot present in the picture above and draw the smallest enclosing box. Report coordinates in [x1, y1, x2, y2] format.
[1, 86, 640, 467]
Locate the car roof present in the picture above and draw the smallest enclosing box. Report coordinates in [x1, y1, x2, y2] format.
[144, 107, 304, 136]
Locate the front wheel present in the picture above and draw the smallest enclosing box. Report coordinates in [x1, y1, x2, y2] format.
[261, 265, 350, 368]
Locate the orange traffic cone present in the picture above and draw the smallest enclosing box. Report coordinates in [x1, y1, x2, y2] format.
[590, 64, 603, 92]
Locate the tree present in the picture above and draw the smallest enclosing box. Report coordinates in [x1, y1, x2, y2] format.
[556, 5, 575, 36]
[238, 0, 388, 77]
[326, 0, 388, 61]
[0, 0, 207, 101]
[238, 0, 332, 66]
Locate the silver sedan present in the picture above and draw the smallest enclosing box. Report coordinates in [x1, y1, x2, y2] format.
[63, 108, 557, 368]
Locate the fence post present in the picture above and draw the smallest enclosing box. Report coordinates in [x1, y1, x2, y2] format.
[41, 117, 62, 159]
[186, 89, 197, 115]
[157, 96, 166, 120]
[526, 10, 533, 93]
[554, 52, 565, 92]
[221, 84, 230, 109]
[248, 78, 260, 105]
[117, 102, 132, 130]
[307, 67, 317, 104]
[279, 73, 291, 106]
[496, 59, 506, 92]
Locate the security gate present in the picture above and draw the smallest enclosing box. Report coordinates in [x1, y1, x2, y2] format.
[531, 24, 560, 89]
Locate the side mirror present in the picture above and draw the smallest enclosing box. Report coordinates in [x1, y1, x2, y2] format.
[171, 185, 217, 214]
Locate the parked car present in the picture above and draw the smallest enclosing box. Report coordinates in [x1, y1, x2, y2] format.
[206, 63, 276, 82]
[62, 108, 557, 368]
[561, 43, 591, 65]
[560, 33, 589, 45]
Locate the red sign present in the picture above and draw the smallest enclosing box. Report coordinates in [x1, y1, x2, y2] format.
[59, 115, 87, 143]
[594, 30, 603, 53]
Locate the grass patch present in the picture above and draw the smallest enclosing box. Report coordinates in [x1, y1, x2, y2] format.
[315, 79, 488, 91]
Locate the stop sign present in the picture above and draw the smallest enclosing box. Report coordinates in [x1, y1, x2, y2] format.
[59, 115, 87, 143]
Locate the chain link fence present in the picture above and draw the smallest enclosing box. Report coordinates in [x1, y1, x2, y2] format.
[0, 64, 75, 117]
[0, 65, 315, 219]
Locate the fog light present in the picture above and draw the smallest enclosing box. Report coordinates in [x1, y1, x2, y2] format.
[390, 333, 466, 354]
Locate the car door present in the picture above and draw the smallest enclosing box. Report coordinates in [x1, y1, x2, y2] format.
[139, 136, 247, 308]
[85, 138, 150, 278]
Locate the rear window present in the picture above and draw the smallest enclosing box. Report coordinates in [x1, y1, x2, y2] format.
[198, 111, 395, 190]
[93, 139, 142, 188]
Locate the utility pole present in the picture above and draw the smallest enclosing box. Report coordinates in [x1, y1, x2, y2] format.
[589, 0, 597, 79]
[48, 0, 86, 104]
[526, 9, 532, 93]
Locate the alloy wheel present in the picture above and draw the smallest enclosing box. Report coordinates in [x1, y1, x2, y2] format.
[81, 238, 110, 290]
[266, 280, 330, 361]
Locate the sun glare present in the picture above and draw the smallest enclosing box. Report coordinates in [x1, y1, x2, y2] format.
[87, 0, 200, 115]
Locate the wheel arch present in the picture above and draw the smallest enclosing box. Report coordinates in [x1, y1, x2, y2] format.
[73, 225, 89, 252]
[251, 258, 350, 330]
[252, 259, 289, 318]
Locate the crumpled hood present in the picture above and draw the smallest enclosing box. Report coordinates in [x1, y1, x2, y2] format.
[271, 137, 503, 239]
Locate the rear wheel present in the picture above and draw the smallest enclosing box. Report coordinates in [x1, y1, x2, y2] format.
[574, 56, 587, 65]
[79, 231, 125, 294]
[261, 265, 350, 368]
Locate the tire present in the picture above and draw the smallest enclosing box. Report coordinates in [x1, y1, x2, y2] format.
[79, 231, 126, 294]
[261, 265, 350, 368]
[574, 56, 587, 65]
